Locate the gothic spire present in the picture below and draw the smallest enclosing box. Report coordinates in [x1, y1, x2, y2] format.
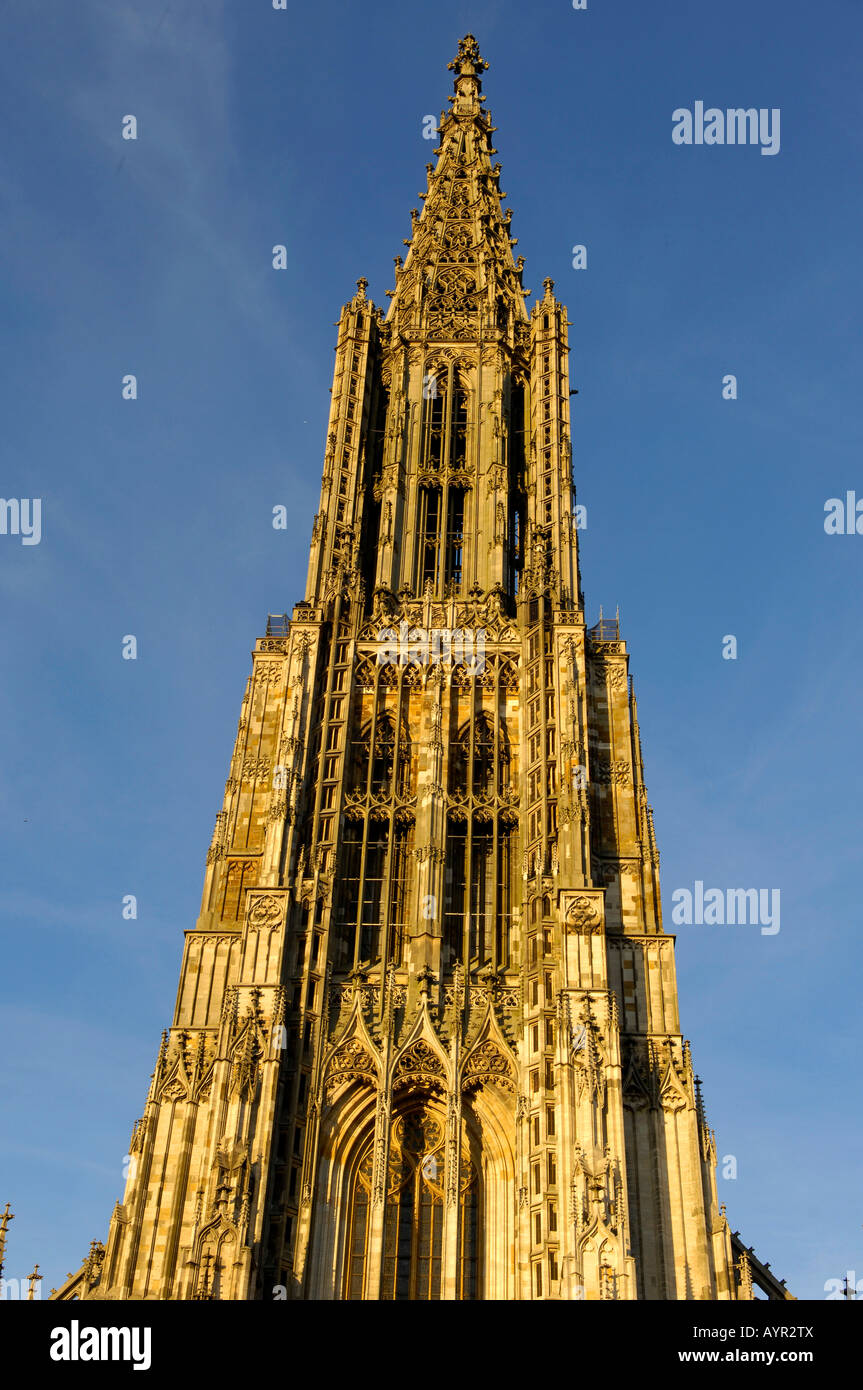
[385, 34, 529, 338]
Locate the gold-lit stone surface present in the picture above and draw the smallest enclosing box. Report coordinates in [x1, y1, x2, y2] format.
[51, 36, 787, 1303]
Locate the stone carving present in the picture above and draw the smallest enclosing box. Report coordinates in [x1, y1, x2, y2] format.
[254, 663, 284, 687]
[393, 1040, 446, 1090]
[621, 1038, 693, 1114]
[594, 759, 631, 787]
[413, 844, 445, 865]
[566, 895, 602, 933]
[246, 894, 283, 931]
[160, 1078, 187, 1103]
[326, 1038, 377, 1089]
[266, 795, 289, 825]
[622, 1043, 653, 1112]
[241, 757, 271, 781]
[461, 1040, 515, 1092]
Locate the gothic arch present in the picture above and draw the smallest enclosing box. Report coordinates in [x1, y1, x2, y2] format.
[461, 1082, 517, 1299]
[308, 1058, 516, 1301]
[460, 1017, 517, 1097]
[189, 1218, 239, 1300]
[306, 1075, 377, 1290]
[348, 1097, 457, 1300]
[449, 711, 510, 798]
[349, 711, 411, 797]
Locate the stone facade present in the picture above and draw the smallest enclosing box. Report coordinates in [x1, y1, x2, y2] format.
[52, 35, 790, 1303]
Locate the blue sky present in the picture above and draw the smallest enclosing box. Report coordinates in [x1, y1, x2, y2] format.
[1, 0, 861, 1300]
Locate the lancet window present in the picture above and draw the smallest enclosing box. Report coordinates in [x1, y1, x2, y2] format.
[443, 817, 514, 969]
[417, 365, 470, 595]
[336, 817, 412, 968]
[418, 484, 466, 594]
[350, 713, 411, 797]
[345, 1108, 478, 1301]
[448, 712, 510, 798]
[339, 688, 414, 966]
[421, 367, 469, 473]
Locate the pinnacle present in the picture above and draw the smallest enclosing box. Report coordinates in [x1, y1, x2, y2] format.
[447, 33, 489, 80]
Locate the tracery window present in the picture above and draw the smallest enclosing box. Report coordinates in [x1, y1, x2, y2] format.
[371, 715, 396, 792]
[444, 818, 513, 968]
[419, 483, 466, 594]
[421, 368, 469, 473]
[340, 679, 415, 966]
[336, 817, 412, 968]
[345, 1109, 478, 1300]
[450, 380, 468, 469]
[449, 712, 509, 798]
[473, 714, 495, 796]
[426, 375, 446, 469]
[417, 366, 470, 594]
[350, 714, 410, 796]
[420, 487, 441, 591]
[445, 488, 464, 587]
[443, 707, 513, 966]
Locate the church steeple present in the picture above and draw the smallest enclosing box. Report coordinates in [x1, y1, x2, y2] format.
[304, 33, 577, 616]
[48, 34, 787, 1307]
[386, 33, 529, 340]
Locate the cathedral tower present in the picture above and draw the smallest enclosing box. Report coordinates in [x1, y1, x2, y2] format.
[53, 35, 789, 1302]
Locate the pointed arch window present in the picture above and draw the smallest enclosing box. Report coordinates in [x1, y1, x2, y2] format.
[443, 704, 514, 966]
[371, 715, 396, 793]
[420, 487, 441, 591]
[340, 687, 413, 967]
[473, 714, 495, 796]
[345, 1108, 479, 1300]
[425, 375, 446, 470]
[419, 484, 466, 594]
[451, 380, 468, 469]
[445, 488, 464, 587]
[337, 816, 412, 967]
[349, 721, 372, 793]
[350, 714, 411, 797]
[449, 713, 509, 799]
[417, 366, 470, 594]
[421, 366, 469, 473]
[444, 815, 513, 969]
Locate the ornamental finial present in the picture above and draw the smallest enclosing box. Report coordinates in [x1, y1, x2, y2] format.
[448, 34, 488, 78]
